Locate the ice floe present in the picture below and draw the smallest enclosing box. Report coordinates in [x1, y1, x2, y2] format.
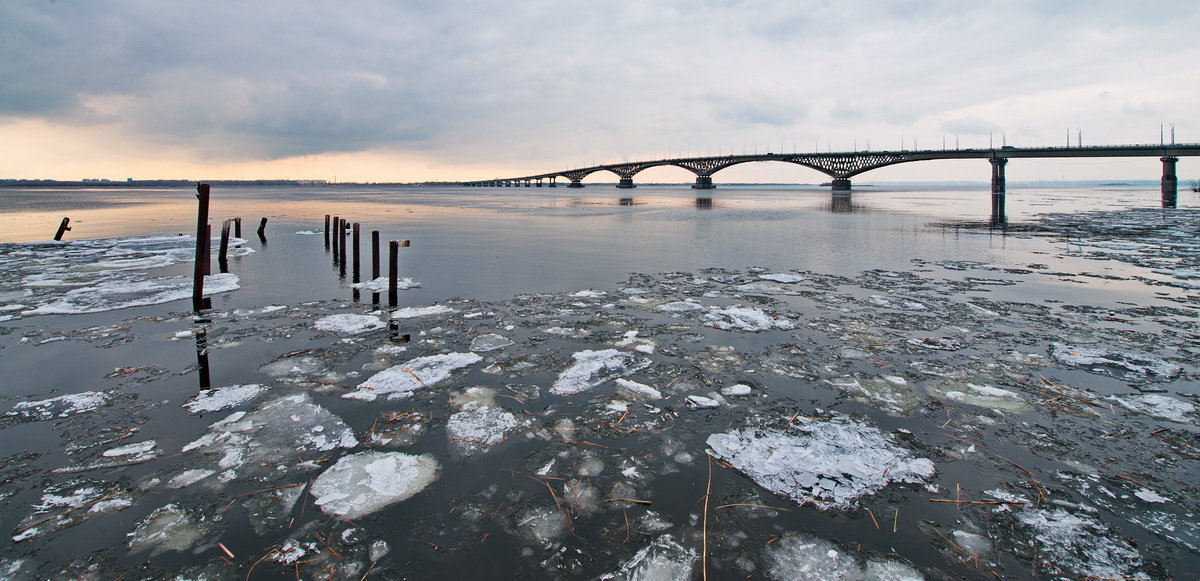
[1108, 393, 1196, 422]
[13, 480, 136, 541]
[392, 305, 456, 318]
[5, 391, 111, 422]
[23, 273, 239, 316]
[344, 352, 483, 401]
[126, 503, 219, 557]
[446, 387, 522, 455]
[702, 305, 794, 332]
[310, 451, 440, 518]
[826, 374, 919, 416]
[550, 349, 652, 396]
[1016, 508, 1145, 580]
[707, 415, 935, 510]
[470, 333, 515, 352]
[314, 313, 385, 334]
[599, 534, 697, 580]
[924, 381, 1029, 413]
[182, 384, 267, 414]
[1051, 343, 1181, 380]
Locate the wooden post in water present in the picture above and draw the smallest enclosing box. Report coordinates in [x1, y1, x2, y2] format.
[218, 219, 231, 272]
[53, 217, 72, 241]
[257, 217, 268, 236]
[233, 217, 242, 238]
[331, 217, 340, 262]
[192, 184, 210, 311]
[338, 219, 347, 278]
[371, 231, 380, 280]
[352, 223, 361, 283]
[324, 215, 331, 248]
[389, 241, 399, 307]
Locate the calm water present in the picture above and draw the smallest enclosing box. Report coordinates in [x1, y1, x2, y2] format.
[1, 184, 1198, 579]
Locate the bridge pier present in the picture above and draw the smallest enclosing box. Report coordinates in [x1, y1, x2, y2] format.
[617, 177, 636, 189]
[567, 179, 584, 188]
[1161, 156, 1178, 207]
[990, 157, 1007, 193]
[830, 178, 851, 191]
[537, 178, 543, 187]
[692, 176, 715, 189]
[549, 177, 557, 187]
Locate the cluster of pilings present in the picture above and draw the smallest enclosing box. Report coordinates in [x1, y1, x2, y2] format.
[191, 183, 269, 312]
[325, 214, 410, 307]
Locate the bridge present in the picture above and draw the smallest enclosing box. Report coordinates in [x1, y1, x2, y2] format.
[462, 144, 1199, 207]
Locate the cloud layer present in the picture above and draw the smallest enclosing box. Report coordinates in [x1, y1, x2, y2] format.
[2, 0, 1198, 180]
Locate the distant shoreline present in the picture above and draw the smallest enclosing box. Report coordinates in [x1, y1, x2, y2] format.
[0, 179, 1171, 188]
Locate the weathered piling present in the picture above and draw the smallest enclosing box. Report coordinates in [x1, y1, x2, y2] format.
[331, 216, 340, 261]
[233, 217, 242, 238]
[192, 184, 210, 311]
[352, 223, 361, 283]
[371, 231, 380, 280]
[218, 219, 231, 273]
[257, 217, 268, 236]
[324, 215, 331, 248]
[53, 217, 72, 241]
[338, 219, 347, 278]
[389, 241, 399, 307]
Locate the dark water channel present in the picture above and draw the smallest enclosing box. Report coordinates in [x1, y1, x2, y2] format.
[0, 185, 1198, 579]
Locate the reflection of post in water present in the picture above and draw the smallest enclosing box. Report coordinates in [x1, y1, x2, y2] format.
[695, 197, 713, 209]
[829, 192, 854, 213]
[619, 197, 634, 206]
[194, 322, 212, 390]
[387, 317, 412, 345]
[990, 193, 1007, 227]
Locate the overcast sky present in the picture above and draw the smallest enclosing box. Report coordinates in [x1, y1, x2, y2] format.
[2, 0, 1198, 182]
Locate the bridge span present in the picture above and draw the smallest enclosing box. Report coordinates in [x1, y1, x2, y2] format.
[463, 144, 1199, 207]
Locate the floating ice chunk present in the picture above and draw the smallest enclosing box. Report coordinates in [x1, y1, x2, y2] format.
[906, 336, 966, 351]
[314, 313, 385, 335]
[1051, 343, 1181, 379]
[345, 353, 483, 401]
[178, 393, 358, 487]
[1109, 393, 1196, 422]
[1016, 508, 1144, 580]
[734, 282, 800, 295]
[614, 330, 656, 354]
[392, 305, 456, 318]
[446, 387, 521, 456]
[863, 559, 924, 580]
[294, 230, 322, 235]
[272, 539, 316, 564]
[513, 505, 568, 547]
[685, 395, 720, 409]
[570, 289, 606, 298]
[243, 482, 305, 535]
[826, 375, 919, 416]
[53, 439, 161, 474]
[924, 381, 1029, 413]
[765, 534, 860, 580]
[23, 273, 239, 316]
[1134, 489, 1171, 503]
[5, 391, 112, 422]
[868, 295, 928, 311]
[655, 300, 704, 313]
[702, 305, 793, 332]
[706, 415, 935, 510]
[183, 384, 267, 414]
[470, 333, 514, 352]
[126, 504, 217, 557]
[310, 451, 440, 518]
[543, 326, 592, 338]
[13, 480, 136, 542]
[599, 534, 698, 581]
[758, 273, 806, 283]
[721, 384, 753, 397]
[258, 355, 325, 377]
[615, 379, 662, 400]
[351, 276, 419, 291]
[1154, 267, 1200, 280]
[550, 349, 652, 396]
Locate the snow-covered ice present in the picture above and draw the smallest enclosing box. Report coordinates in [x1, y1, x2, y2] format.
[702, 305, 794, 332]
[1016, 508, 1144, 580]
[550, 349, 652, 396]
[310, 451, 440, 518]
[183, 384, 267, 414]
[314, 313, 385, 334]
[470, 333, 514, 352]
[126, 504, 218, 557]
[1109, 393, 1196, 422]
[392, 305, 456, 318]
[446, 387, 521, 455]
[344, 352, 483, 401]
[5, 391, 111, 422]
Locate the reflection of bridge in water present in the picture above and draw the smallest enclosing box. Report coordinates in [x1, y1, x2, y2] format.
[464, 144, 1200, 207]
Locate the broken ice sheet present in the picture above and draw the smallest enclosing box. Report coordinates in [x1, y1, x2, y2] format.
[310, 451, 439, 518]
[826, 374, 919, 416]
[446, 387, 523, 456]
[343, 352, 483, 401]
[1108, 393, 1197, 423]
[1051, 342, 1182, 380]
[174, 393, 358, 489]
[598, 534, 697, 581]
[314, 313, 385, 335]
[52, 440, 160, 474]
[923, 381, 1030, 413]
[13, 480, 137, 542]
[1057, 471, 1200, 553]
[706, 415, 934, 510]
[126, 503, 219, 557]
[702, 305, 794, 332]
[550, 349, 652, 396]
[182, 384, 267, 414]
[470, 333, 515, 352]
[5, 391, 112, 422]
[1016, 507, 1146, 580]
[392, 304, 456, 318]
[24, 273, 240, 316]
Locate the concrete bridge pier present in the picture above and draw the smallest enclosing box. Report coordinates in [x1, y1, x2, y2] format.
[617, 177, 636, 189]
[692, 176, 715, 189]
[536, 178, 543, 187]
[567, 179, 584, 188]
[831, 178, 851, 191]
[1161, 156, 1178, 207]
[990, 158, 1007, 193]
[549, 177, 557, 187]
[990, 193, 1007, 226]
